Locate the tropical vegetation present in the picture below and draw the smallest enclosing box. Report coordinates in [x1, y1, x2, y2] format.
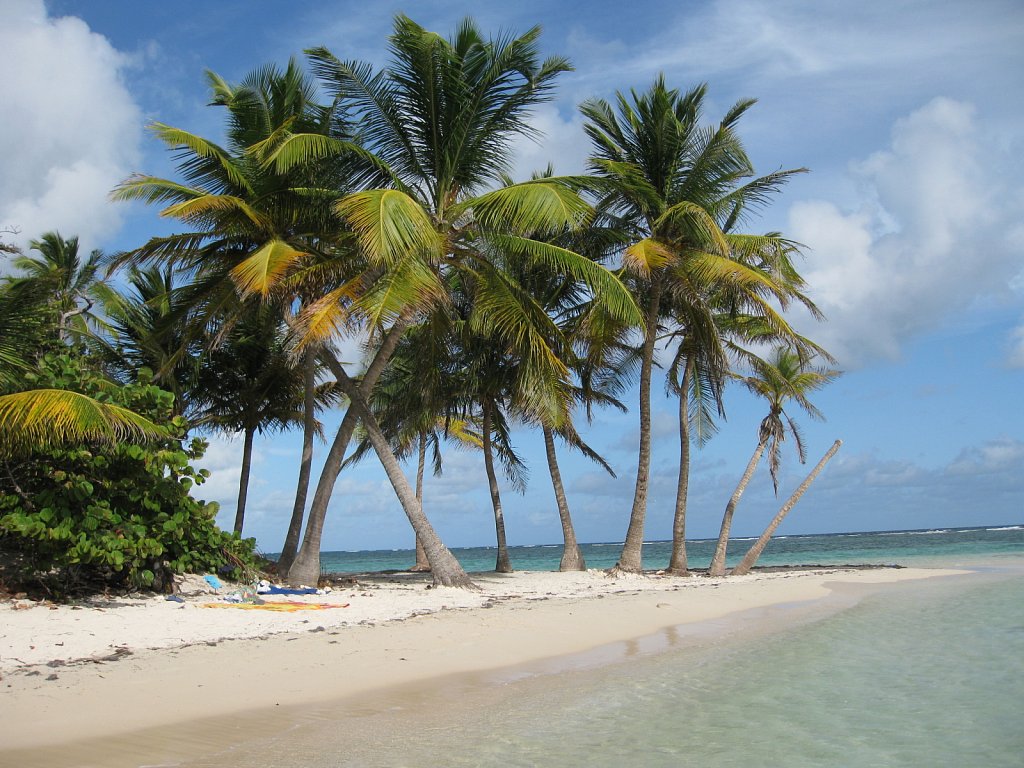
[0, 14, 843, 597]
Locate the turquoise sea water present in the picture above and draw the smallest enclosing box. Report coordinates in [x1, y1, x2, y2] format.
[199, 527, 1024, 768]
[318, 523, 1024, 573]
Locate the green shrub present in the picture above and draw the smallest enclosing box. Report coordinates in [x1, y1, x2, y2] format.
[0, 352, 258, 596]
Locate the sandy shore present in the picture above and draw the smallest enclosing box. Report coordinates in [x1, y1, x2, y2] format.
[0, 566, 965, 765]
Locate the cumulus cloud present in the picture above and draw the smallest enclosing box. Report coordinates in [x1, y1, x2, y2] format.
[788, 98, 1024, 366]
[509, 105, 590, 178]
[947, 437, 1024, 476]
[193, 431, 266, 504]
[0, 0, 141, 254]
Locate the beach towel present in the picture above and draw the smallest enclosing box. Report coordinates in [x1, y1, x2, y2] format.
[201, 601, 350, 612]
[263, 586, 319, 595]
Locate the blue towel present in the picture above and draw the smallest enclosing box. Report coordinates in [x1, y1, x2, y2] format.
[265, 586, 318, 595]
[203, 574, 223, 590]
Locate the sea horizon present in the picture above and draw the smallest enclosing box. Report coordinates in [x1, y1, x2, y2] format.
[284, 523, 1024, 575]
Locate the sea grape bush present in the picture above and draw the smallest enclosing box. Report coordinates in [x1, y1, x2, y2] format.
[0, 352, 257, 595]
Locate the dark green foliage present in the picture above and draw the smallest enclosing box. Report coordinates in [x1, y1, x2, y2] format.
[0, 352, 257, 597]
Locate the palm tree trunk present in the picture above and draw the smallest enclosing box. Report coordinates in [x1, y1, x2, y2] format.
[544, 425, 585, 571]
[617, 278, 662, 573]
[708, 437, 767, 576]
[332, 365, 474, 588]
[233, 426, 256, 535]
[277, 348, 316, 575]
[731, 440, 841, 576]
[410, 430, 431, 572]
[483, 401, 512, 573]
[286, 321, 408, 587]
[668, 358, 692, 575]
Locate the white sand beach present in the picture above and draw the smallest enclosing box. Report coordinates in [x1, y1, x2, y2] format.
[0, 565, 966, 766]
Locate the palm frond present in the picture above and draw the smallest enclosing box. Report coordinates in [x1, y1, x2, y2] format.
[0, 389, 165, 455]
[229, 239, 308, 297]
[335, 189, 442, 266]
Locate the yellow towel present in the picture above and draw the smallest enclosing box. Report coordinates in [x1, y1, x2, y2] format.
[201, 601, 350, 612]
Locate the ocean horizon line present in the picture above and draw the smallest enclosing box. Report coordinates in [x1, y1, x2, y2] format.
[264, 521, 1024, 559]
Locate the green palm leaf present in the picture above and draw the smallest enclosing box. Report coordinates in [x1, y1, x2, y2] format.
[622, 237, 674, 276]
[335, 190, 442, 266]
[161, 194, 273, 231]
[229, 239, 308, 297]
[462, 180, 592, 234]
[0, 389, 165, 455]
[149, 123, 254, 194]
[486, 234, 641, 326]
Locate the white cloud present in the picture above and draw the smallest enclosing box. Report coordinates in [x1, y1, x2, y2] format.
[948, 437, 1024, 476]
[509, 105, 590, 178]
[193, 431, 263, 503]
[788, 98, 1024, 366]
[0, 0, 141, 253]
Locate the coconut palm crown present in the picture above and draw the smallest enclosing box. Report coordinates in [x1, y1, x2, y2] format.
[581, 76, 817, 572]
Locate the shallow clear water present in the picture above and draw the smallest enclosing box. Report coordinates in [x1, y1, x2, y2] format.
[316, 524, 1024, 573]
[225, 564, 1024, 768]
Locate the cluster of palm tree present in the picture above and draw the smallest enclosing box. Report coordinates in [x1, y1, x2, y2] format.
[1, 15, 842, 588]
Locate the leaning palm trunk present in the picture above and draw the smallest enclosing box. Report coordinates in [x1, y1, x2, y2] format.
[233, 425, 256, 534]
[277, 348, 317, 574]
[410, 431, 431, 572]
[543, 425, 586, 571]
[616, 280, 662, 573]
[333, 366, 474, 588]
[668, 359, 693, 575]
[482, 402, 512, 573]
[731, 440, 841, 576]
[708, 437, 768, 577]
[286, 322, 408, 587]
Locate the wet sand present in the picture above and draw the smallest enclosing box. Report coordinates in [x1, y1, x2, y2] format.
[0, 566, 964, 767]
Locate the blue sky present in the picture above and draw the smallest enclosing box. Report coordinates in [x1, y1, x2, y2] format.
[2, 0, 1022, 554]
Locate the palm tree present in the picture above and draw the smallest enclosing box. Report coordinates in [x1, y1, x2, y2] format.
[581, 78, 811, 573]
[731, 439, 842, 575]
[275, 346, 319, 575]
[707, 347, 840, 576]
[99, 266, 203, 419]
[664, 307, 828, 575]
[0, 274, 163, 455]
[342, 321, 483, 572]
[192, 307, 328, 535]
[284, 16, 640, 587]
[112, 59, 361, 571]
[9, 232, 111, 343]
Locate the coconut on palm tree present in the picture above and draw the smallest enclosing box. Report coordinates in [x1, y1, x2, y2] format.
[707, 347, 840, 577]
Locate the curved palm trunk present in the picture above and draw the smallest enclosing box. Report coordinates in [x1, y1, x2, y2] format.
[277, 348, 316, 574]
[668, 359, 693, 575]
[617, 279, 662, 573]
[232, 426, 256, 534]
[286, 322, 408, 587]
[334, 366, 474, 588]
[732, 440, 841, 576]
[483, 402, 512, 573]
[543, 425, 586, 571]
[708, 437, 768, 576]
[410, 431, 431, 572]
